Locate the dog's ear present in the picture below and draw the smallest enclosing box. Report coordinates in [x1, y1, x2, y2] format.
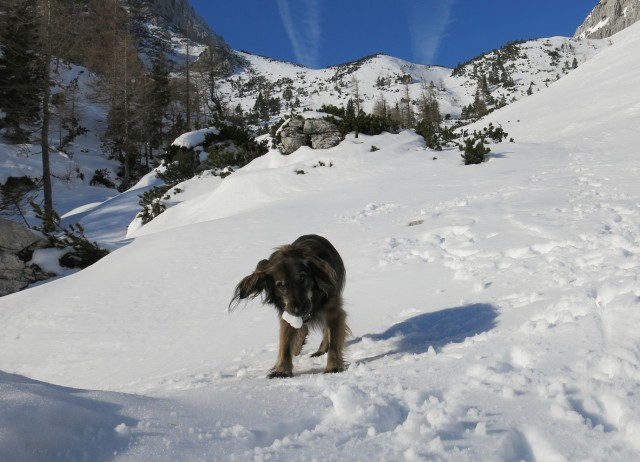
[228, 259, 271, 312]
[304, 255, 339, 295]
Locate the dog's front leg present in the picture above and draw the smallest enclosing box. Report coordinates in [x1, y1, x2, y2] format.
[268, 318, 298, 378]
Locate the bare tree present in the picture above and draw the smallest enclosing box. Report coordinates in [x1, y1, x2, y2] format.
[401, 76, 414, 128]
[40, 0, 53, 228]
[185, 37, 192, 130]
[350, 75, 362, 138]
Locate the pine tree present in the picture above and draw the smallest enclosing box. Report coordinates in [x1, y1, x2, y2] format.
[148, 49, 171, 150]
[416, 81, 441, 149]
[0, 0, 44, 143]
[460, 137, 490, 165]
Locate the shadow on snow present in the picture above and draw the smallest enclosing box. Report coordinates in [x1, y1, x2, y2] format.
[350, 303, 498, 363]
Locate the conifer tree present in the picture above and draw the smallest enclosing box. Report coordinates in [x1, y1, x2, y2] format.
[461, 137, 490, 165]
[0, 0, 44, 143]
[148, 49, 171, 150]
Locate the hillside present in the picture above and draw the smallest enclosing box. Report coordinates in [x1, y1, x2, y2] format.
[0, 24, 608, 248]
[218, 36, 607, 122]
[1, 19, 639, 462]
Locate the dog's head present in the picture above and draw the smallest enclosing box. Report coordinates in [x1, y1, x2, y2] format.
[229, 245, 339, 320]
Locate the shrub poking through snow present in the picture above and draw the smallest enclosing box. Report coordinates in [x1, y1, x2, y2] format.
[137, 186, 171, 225]
[89, 169, 116, 188]
[460, 137, 491, 165]
[30, 202, 109, 268]
[458, 123, 510, 165]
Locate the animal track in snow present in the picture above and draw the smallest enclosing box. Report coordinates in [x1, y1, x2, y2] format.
[338, 202, 403, 224]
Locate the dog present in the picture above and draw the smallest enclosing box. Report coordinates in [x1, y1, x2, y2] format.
[229, 234, 349, 378]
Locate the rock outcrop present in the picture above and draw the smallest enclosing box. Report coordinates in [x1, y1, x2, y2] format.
[574, 0, 640, 39]
[133, 0, 220, 43]
[280, 115, 342, 154]
[0, 219, 49, 297]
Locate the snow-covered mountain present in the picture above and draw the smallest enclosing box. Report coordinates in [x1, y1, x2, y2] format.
[574, 0, 640, 39]
[218, 36, 607, 122]
[1, 18, 640, 462]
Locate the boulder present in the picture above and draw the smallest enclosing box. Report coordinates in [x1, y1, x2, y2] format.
[0, 219, 49, 297]
[280, 126, 308, 154]
[0, 218, 43, 253]
[280, 115, 342, 154]
[303, 118, 339, 136]
[0, 252, 39, 296]
[310, 132, 343, 150]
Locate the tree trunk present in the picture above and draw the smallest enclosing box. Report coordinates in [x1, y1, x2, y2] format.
[41, 0, 54, 231]
[185, 39, 191, 130]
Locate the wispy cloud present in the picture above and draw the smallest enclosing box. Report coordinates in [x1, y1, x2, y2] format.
[276, 0, 322, 68]
[405, 0, 457, 65]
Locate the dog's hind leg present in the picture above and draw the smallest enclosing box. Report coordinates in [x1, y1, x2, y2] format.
[310, 328, 329, 358]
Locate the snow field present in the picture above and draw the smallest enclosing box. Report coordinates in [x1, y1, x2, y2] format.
[1, 21, 640, 462]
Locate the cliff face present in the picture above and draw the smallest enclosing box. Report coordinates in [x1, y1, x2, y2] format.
[574, 0, 640, 39]
[131, 0, 224, 45]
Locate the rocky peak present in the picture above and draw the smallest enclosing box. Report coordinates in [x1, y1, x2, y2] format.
[130, 0, 225, 45]
[574, 0, 640, 39]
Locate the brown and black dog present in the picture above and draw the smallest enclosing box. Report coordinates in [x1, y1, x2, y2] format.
[229, 234, 349, 378]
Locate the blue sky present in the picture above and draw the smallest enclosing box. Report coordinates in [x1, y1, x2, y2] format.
[191, 0, 598, 69]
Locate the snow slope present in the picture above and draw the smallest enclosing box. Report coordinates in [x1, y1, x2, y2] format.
[1, 23, 640, 461]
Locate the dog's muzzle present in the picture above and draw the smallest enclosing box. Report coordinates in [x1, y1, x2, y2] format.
[292, 307, 312, 322]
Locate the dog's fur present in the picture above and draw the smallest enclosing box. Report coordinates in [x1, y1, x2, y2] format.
[229, 234, 349, 378]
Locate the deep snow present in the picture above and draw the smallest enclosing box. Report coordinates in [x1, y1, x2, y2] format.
[1, 23, 640, 462]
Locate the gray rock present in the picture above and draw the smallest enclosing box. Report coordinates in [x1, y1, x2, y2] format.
[0, 252, 33, 296]
[0, 219, 44, 253]
[0, 219, 50, 297]
[288, 116, 305, 129]
[303, 118, 339, 135]
[281, 126, 308, 154]
[280, 115, 342, 154]
[574, 0, 640, 39]
[310, 132, 343, 150]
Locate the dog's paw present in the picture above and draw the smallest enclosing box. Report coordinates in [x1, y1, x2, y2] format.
[268, 370, 293, 379]
[323, 366, 345, 374]
[310, 351, 326, 358]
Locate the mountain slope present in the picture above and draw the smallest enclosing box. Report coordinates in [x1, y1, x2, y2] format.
[1, 22, 640, 462]
[216, 36, 607, 123]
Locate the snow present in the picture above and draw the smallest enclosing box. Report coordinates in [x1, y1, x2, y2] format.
[282, 312, 304, 329]
[171, 126, 220, 149]
[1, 23, 640, 461]
[227, 38, 606, 122]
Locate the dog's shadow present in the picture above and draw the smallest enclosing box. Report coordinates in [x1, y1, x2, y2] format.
[349, 303, 499, 364]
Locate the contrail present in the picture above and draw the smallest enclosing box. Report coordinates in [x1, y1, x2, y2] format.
[276, 0, 322, 68]
[406, 0, 457, 65]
